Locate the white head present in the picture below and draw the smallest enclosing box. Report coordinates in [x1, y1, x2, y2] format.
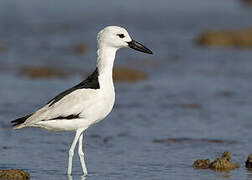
[97, 26, 152, 54]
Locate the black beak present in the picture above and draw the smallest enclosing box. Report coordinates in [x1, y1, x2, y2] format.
[128, 40, 153, 54]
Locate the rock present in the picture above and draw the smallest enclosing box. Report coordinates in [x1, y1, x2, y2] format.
[20, 66, 69, 79]
[197, 29, 252, 48]
[193, 159, 211, 169]
[210, 151, 239, 170]
[193, 151, 239, 171]
[246, 154, 252, 168]
[0, 169, 30, 180]
[73, 44, 88, 55]
[113, 66, 148, 83]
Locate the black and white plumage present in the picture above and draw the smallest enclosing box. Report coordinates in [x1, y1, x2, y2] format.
[11, 26, 152, 176]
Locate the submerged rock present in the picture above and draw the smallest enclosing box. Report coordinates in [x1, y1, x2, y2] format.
[113, 66, 148, 83]
[197, 29, 252, 48]
[20, 66, 69, 79]
[246, 154, 252, 168]
[210, 152, 239, 170]
[193, 159, 211, 169]
[0, 169, 30, 180]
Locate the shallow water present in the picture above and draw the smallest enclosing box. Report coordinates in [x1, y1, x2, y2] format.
[1, 0, 252, 179]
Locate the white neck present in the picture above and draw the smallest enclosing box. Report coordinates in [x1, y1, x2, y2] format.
[96, 45, 117, 89]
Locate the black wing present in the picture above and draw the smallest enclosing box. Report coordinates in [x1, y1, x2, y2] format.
[47, 68, 100, 107]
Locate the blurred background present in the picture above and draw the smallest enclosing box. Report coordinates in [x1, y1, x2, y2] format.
[1, 0, 252, 179]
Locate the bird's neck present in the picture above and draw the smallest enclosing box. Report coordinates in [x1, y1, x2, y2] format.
[96, 46, 117, 89]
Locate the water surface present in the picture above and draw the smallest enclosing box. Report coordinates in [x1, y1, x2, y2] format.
[1, 0, 252, 179]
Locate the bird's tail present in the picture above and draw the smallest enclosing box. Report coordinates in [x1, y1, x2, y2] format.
[11, 114, 32, 129]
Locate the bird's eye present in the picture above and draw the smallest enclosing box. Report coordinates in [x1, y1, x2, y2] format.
[117, 34, 125, 38]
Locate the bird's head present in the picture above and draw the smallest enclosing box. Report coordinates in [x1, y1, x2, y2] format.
[97, 26, 152, 54]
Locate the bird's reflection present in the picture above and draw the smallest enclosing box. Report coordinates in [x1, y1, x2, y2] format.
[68, 175, 86, 180]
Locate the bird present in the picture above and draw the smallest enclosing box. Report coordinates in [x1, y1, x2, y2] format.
[11, 26, 152, 176]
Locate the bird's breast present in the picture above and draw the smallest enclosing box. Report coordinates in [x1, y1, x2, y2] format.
[97, 87, 115, 120]
[80, 87, 115, 125]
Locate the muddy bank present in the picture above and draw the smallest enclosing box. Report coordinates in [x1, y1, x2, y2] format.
[181, 103, 202, 109]
[0, 169, 30, 180]
[113, 66, 148, 83]
[85, 66, 148, 83]
[152, 138, 236, 144]
[20, 66, 69, 79]
[240, 0, 252, 5]
[197, 29, 252, 48]
[73, 43, 88, 55]
[193, 151, 239, 171]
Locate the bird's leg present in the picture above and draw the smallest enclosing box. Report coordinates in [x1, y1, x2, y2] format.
[68, 129, 83, 175]
[78, 133, 88, 175]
